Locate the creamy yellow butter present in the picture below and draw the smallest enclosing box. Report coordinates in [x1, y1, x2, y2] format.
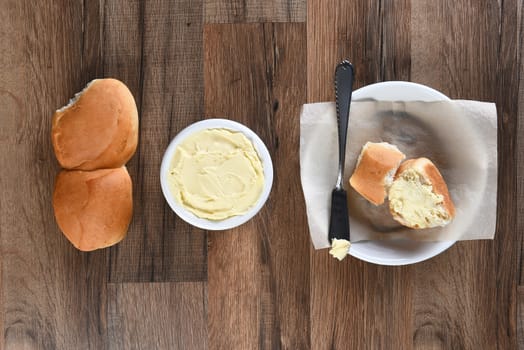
[329, 239, 351, 261]
[168, 128, 264, 220]
[388, 169, 448, 228]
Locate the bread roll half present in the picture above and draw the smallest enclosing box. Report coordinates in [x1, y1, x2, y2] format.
[53, 167, 133, 251]
[52, 78, 138, 170]
[349, 142, 406, 205]
[388, 158, 455, 229]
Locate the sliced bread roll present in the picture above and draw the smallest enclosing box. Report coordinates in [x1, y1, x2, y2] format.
[349, 142, 406, 205]
[53, 167, 133, 251]
[51, 78, 139, 170]
[388, 157, 455, 229]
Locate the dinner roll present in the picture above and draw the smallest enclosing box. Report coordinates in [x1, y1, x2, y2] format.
[349, 142, 406, 205]
[51, 78, 138, 170]
[53, 167, 133, 251]
[388, 157, 455, 229]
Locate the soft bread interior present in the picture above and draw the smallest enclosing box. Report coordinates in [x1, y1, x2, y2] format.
[388, 168, 452, 229]
[388, 158, 455, 229]
[56, 80, 96, 113]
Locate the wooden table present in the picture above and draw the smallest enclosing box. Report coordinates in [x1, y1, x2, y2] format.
[1, 0, 521, 349]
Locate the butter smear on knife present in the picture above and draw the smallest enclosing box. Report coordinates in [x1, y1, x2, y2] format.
[329, 239, 351, 261]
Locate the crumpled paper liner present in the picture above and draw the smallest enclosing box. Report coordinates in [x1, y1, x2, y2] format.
[300, 100, 497, 249]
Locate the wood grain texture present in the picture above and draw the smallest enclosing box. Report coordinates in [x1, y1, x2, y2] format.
[514, 1, 523, 348]
[519, 0, 524, 287]
[412, 245, 497, 349]
[108, 282, 207, 349]
[204, 0, 305, 23]
[306, 0, 411, 102]
[204, 23, 309, 349]
[519, 2, 524, 347]
[105, 0, 207, 283]
[307, 1, 413, 349]
[411, 0, 521, 349]
[310, 253, 413, 350]
[519, 286, 524, 349]
[0, 1, 107, 349]
[0, 0, 522, 349]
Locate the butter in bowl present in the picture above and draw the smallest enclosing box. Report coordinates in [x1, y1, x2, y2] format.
[160, 119, 273, 230]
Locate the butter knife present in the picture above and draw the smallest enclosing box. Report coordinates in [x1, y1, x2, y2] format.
[328, 60, 354, 243]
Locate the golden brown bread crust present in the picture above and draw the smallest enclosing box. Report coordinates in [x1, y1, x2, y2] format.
[52, 167, 133, 251]
[349, 142, 406, 205]
[51, 79, 138, 170]
[391, 157, 455, 228]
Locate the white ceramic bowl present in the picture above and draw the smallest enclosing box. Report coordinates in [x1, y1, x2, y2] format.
[160, 119, 273, 230]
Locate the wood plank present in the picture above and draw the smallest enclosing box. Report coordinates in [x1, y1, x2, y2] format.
[204, 23, 309, 349]
[310, 254, 413, 350]
[519, 286, 524, 349]
[381, 0, 411, 81]
[519, 0, 524, 286]
[306, 0, 412, 99]
[105, 0, 207, 283]
[307, 0, 381, 102]
[204, 0, 305, 23]
[307, 1, 413, 349]
[517, 3, 524, 350]
[411, 246, 496, 349]
[107, 282, 207, 349]
[411, 0, 521, 349]
[0, 1, 107, 349]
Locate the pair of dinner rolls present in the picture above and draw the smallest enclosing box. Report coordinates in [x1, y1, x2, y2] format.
[349, 142, 455, 229]
[52, 79, 138, 251]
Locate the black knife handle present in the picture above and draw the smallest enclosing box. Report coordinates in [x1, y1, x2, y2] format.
[328, 188, 350, 242]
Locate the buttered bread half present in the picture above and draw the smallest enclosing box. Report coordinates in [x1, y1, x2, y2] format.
[388, 157, 455, 229]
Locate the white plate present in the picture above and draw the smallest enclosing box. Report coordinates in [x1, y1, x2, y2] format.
[160, 119, 273, 230]
[349, 81, 455, 265]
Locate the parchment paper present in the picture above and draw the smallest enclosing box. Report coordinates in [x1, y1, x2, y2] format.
[300, 100, 497, 249]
